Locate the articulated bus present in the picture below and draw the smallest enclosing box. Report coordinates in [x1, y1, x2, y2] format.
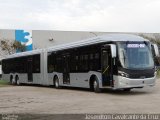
[2, 34, 159, 92]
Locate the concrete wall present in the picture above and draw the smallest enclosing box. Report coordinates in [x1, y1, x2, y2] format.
[0, 29, 109, 50]
[32, 30, 107, 49]
[0, 29, 15, 42]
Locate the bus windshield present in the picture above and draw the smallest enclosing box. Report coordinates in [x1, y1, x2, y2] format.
[118, 42, 154, 69]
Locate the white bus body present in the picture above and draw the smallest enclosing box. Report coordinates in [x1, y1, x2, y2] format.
[2, 34, 158, 92]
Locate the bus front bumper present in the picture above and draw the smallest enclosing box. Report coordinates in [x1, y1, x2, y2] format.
[113, 75, 156, 89]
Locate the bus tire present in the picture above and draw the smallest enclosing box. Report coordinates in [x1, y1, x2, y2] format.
[93, 77, 101, 93]
[10, 75, 13, 85]
[15, 75, 20, 85]
[54, 76, 60, 89]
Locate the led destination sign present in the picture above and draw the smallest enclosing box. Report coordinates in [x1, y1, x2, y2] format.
[127, 44, 145, 48]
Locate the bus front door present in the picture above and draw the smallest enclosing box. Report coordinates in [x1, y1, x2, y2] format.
[27, 57, 33, 82]
[63, 54, 70, 84]
[101, 47, 113, 86]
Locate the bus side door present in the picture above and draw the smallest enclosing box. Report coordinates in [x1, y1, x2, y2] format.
[101, 46, 113, 86]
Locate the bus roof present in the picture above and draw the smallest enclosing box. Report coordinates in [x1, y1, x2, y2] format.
[3, 34, 149, 59]
[47, 34, 149, 52]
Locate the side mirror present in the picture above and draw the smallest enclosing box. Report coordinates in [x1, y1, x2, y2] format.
[152, 44, 159, 57]
[109, 44, 117, 58]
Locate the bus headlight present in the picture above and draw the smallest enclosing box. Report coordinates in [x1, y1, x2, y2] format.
[118, 71, 129, 78]
[154, 71, 157, 76]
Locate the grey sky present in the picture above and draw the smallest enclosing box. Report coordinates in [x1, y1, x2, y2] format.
[0, 0, 160, 32]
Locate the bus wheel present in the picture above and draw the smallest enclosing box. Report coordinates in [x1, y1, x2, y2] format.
[93, 79, 101, 93]
[10, 75, 14, 85]
[15, 76, 20, 85]
[54, 76, 60, 89]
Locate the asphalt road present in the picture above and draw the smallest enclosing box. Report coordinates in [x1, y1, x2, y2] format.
[0, 79, 160, 114]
